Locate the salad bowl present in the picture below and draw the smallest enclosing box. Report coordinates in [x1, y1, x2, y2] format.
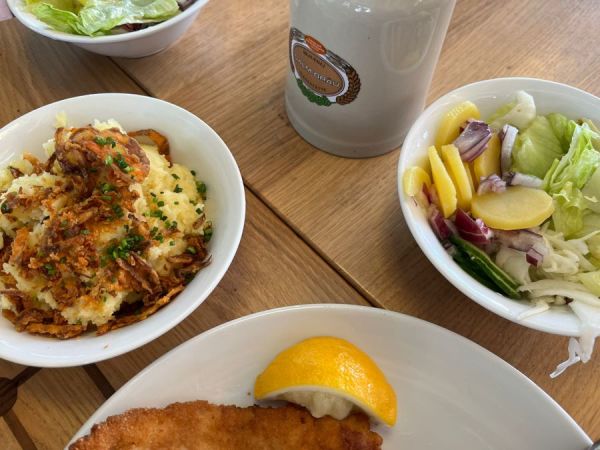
[7, 0, 209, 58]
[398, 77, 600, 344]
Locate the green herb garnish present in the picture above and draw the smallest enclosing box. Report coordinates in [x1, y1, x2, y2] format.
[43, 263, 56, 276]
[106, 233, 145, 260]
[94, 136, 116, 148]
[112, 204, 124, 218]
[100, 183, 114, 193]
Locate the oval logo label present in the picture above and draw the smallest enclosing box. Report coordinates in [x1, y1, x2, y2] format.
[289, 27, 361, 107]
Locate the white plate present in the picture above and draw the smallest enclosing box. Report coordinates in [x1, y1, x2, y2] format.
[71, 304, 590, 449]
[398, 77, 600, 337]
[0, 94, 245, 367]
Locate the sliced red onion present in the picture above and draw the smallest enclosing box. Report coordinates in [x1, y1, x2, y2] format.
[462, 134, 492, 162]
[500, 124, 518, 174]
[504, 171, 543, 188]
[477, 174, 506, 195]
[526, 247, 544, 267]
[428, 205, 452, 241]
[455, 209, 493, 246]
[453, 120, 492, 162]
[494, 229, 548, 260]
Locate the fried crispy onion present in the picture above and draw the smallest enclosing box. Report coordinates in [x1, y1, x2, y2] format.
[128, 129, 171, 165]
[0, 125, 210, 339]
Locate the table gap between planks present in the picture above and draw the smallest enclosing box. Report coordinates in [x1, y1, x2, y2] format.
[0, 18, 370, 449]
[1, 0, 600, 446]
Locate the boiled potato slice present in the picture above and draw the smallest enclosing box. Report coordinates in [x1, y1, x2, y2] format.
[403, 166, 431, 196]
[427, 146, 456, 217]
[471, 186, 553, 230]
[464, 162, 476, 192]
[435, 101, 481, 148]
[473, 133, 501, 181]
[441, 144, 472, 211]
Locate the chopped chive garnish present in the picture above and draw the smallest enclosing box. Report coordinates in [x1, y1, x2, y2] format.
[112, 204, 124, 218]
[174, 184, 183, 193]
[157, 201, 165, 207]
[204, 224, 213, 242]
[196, 181, 206, 195]
[104, 155, 113, 165]
[43, 263, 56, 276]
[94, 136, 116, 148]
[171, 173, 180, 180]
[99, 183, 114, 193]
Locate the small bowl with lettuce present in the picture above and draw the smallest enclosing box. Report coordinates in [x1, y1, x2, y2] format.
[7, 0, 209, 58]
[398, 77, 600, 375]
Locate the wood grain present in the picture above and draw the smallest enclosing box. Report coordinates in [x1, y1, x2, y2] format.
[0, 418, 22, 450]
[0, 20, 143, 126]
[0, 360, 26, 380]
[98, 189, 368, 389]
[12, 367, 105, 449]
[113, 0, 600, 438]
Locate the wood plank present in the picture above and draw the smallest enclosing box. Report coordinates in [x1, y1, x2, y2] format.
[0, 20, 143, 126]
[98, 189, 369, 390]
[0, 360, 25, 379]
[0, 418, 22, 450]
[112, 0, 600, 437]
[12, 367, 105, 449]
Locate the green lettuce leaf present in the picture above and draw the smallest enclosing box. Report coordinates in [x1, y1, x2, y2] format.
[488, 90, 536, 130]
[547, 113, 571, 151]
[28, 3, 79, 33]
[582, 118, 600, 151]
[512, 116, 566, 178]
[552, 182, 587, 237]
[27, 0, 179, 36]
[544, 122, 600, 193]
[544, 122, 600, 237]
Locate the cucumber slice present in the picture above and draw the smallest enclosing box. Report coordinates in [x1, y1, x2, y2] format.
[449, 235, 521, 299]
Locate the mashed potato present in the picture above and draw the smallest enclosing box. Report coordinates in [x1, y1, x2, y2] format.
[0, 119, 212, 338]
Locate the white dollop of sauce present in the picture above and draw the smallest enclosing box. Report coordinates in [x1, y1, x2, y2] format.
[279, 391, 354, 420]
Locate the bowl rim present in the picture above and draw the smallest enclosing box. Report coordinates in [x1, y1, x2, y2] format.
[0, 93, 245, 367]
[7, 0, 209, 44]
[397, 76, 600, 338]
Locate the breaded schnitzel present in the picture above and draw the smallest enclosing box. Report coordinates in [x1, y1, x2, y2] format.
[70, 400, 383, 450]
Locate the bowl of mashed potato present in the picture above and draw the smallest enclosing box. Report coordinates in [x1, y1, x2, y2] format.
[0, 94, 244, 367]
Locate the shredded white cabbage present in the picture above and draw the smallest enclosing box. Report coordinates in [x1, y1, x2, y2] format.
[509, 227, 600, 375]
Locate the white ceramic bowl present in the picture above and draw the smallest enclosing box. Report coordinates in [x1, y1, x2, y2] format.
[398, 77, 600, 337]
[7, 0, 209, 58]
[0, 93, 245, 366]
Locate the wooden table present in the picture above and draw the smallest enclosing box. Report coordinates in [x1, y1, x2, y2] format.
[1, 0, 599, 447]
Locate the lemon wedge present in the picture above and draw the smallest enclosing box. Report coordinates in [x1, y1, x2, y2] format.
[254, 336, 397, 426]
